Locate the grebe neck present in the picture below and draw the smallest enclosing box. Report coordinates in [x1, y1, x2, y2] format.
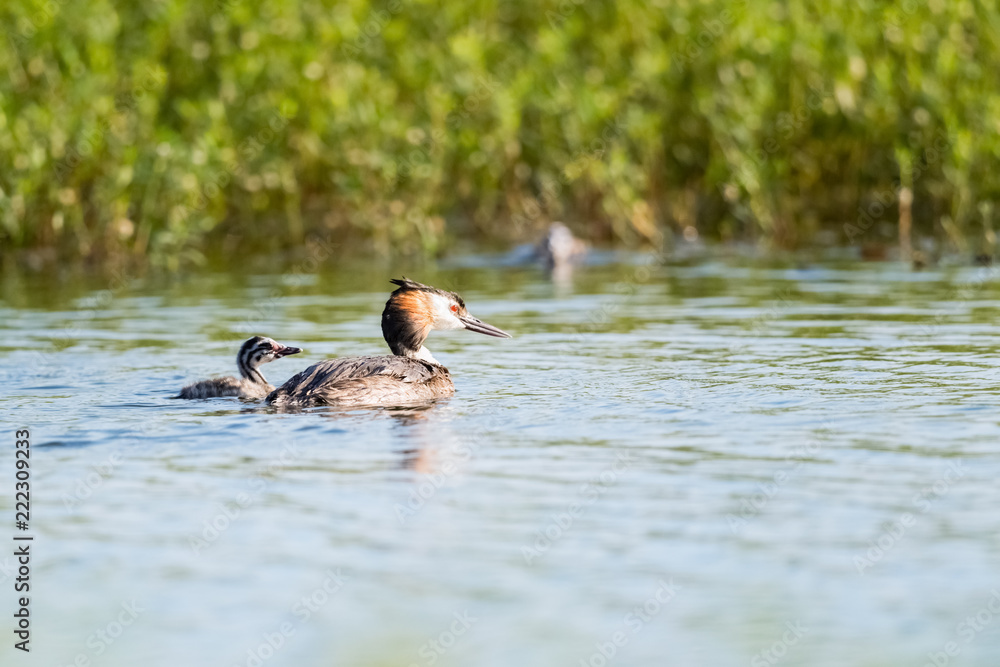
[237, 354, 266, 385]
[410, 346, 439, 364]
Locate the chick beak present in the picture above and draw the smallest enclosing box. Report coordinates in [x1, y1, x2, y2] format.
[274, 345, 302, 358]
[459, 315, 512, 338]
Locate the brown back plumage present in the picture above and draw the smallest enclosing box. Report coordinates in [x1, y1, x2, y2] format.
[266, 355, 453, 407]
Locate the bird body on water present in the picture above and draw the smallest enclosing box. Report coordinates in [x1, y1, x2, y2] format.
[178, 336, 302, 400]
[266, 278, 511, 408]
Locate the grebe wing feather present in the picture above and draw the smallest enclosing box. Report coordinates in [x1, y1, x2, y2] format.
[266, 355, 450, 406]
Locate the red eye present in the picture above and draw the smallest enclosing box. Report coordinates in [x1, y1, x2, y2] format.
[450, 304, 458, 312]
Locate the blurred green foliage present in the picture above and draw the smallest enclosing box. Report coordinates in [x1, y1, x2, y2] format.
[1, 0, 998, 265]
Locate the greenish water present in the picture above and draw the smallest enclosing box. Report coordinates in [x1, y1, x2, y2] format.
[1, 252, 999, 666]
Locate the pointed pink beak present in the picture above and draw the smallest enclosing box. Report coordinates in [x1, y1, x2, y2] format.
[274, 344, 302, 358]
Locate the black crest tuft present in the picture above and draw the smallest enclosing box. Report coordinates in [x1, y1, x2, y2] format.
[389, 277, 464, 308]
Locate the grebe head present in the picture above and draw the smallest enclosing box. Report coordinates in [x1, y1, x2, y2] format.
[237, 336, 302, 383]
[539, 221, 586, 271]
[381, 278, 511, 362]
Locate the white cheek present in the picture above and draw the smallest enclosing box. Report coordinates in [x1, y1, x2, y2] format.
[440, 309, 465, 330]
[432, 298, 465, 330]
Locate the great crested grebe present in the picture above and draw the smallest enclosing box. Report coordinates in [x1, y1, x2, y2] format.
[178, 336, 302, 400]
[266, 278, 511, 407]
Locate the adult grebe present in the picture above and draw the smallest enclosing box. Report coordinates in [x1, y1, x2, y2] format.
[266, 278, 511, 407]
[178, 336, 302, 400]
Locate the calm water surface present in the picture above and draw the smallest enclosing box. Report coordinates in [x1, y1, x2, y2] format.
[1, 253, 999, 667]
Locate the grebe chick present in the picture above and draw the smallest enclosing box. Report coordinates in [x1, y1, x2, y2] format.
[266, 278, 511, 408]
[178, 336, 302, 400]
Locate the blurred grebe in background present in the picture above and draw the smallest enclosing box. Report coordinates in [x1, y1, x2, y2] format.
[536, 222, 587, 273]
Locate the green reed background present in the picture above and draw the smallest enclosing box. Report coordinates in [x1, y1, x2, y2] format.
[1, 0, 998, 265]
